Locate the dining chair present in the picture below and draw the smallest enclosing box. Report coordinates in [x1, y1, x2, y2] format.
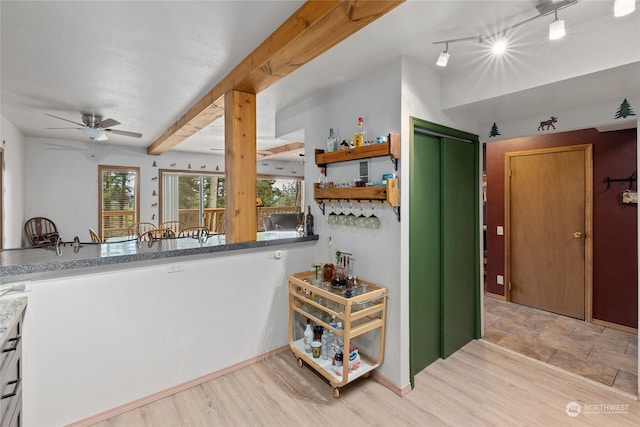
[128, 222, 157, 237]
[160, 220, 186, 235]
[177, 226, 209, 239]
[24, 217, 60, 246]
[88, 228, 102, 243]
[140, 228, 176, 241]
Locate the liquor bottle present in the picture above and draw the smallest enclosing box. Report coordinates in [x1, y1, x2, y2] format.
[326, 128, 337, 152]
[305, 205, 314, 236]
[304, 319, 313, 353]
[354, 116, 364, 148]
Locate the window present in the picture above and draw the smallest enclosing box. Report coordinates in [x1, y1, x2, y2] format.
[159, 170, 303, 234]
[99, 165, 140, 239]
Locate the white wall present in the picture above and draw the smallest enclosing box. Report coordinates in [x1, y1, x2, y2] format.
[22, 137, 304, 246]
[276, 58, 404, 386]
[0, 116, 26, 248]
[23, 243, 316, 426]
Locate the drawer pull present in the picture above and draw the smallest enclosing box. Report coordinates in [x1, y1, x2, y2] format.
[2, 336, 21, 353]
[1, 378, 20, 400]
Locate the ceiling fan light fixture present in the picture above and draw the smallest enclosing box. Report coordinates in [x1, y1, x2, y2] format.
[614, 0, 636, 17]
[82, 127, 106, 141]
[549, 11, 566, 40]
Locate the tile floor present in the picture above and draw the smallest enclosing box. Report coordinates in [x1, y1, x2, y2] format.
[483, 295, 638, 396]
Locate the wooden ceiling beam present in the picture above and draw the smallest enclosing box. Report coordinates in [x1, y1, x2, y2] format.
[147, 0, 404, 155]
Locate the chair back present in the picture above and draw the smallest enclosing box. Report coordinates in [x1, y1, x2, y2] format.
[160, 220, 186, 234]
[24, 217, 59, 246]
[178, 226, 209, 239]
[88, 228, 102, 243]
[128, 222, 156, 237]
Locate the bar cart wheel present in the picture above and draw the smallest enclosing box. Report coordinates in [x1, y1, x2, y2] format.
[332, 387, 340, 399]
[297, 358, 304, 368]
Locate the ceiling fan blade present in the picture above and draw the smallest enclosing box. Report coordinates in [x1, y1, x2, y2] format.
[105, 129, 143, 138]
[45, 113, 86, 127]
[45, 127, 85, 130]
[99, 118, 121, 128]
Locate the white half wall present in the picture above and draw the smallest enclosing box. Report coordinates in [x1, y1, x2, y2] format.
[22, 243, 316, 426]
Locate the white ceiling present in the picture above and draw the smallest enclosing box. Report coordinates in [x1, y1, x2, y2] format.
[1, 1, 639, 161]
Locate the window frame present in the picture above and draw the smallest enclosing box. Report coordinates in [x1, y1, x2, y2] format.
[98, 165, 140, 239]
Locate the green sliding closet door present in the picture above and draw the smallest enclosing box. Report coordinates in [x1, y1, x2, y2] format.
[409, 123, 479, 386]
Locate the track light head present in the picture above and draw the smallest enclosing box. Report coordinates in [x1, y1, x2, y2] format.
[614, 0, 636, 17]
[549, 10, 566, 40]
[436, 42, 450, 67]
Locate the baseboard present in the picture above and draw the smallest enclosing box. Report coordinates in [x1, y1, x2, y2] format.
[371, 371, 412, 397]
[484, 292, 506, 301]
[592, 318, 638, 335]
[67, 345, 290, 427]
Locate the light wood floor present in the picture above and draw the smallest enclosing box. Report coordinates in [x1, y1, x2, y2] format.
[484, 296, 638, 396]
[90, 340, 638, 426]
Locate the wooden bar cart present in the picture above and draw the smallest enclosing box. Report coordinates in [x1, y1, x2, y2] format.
[288, 271, 387, 398]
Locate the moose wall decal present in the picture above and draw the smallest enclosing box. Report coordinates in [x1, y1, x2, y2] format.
[538, 116, 558, 131]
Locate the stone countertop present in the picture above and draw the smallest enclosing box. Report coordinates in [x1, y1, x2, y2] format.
[0, 297, 27, 342]
[0, 232, 318, 281]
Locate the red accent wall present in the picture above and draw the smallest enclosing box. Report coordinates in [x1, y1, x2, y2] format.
[485, 128, 637, 328]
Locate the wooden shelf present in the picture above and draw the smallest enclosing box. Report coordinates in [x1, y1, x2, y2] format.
[315, 133, 400, 168]
[313, 178, 399, 207]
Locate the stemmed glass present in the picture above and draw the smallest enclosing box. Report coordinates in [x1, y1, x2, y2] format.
[345, 203, 357, 227]
[366, 205, 380, 229]
[337, 203, 347, 226]
[356, 204, 367, 228]
[327, 204, 338, 226]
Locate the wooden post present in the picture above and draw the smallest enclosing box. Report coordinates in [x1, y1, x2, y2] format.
[224, 90, 257, 243]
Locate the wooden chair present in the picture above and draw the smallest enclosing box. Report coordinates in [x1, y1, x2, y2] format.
[128, 222, 157, 237]
[178, 226, 209, 239]
[139, 228, 175, 241]
[160, 220, 186, 235]
[88, 228, 102, 243]
[24, 217, 60, 246]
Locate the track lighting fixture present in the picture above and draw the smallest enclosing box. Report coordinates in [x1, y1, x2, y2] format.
[436, 42, 450, 67]
[614, 0, 636, 17]
[549, 9, 566, 40]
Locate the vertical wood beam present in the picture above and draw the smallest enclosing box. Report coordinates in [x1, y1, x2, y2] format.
[224, 90, 257, 243]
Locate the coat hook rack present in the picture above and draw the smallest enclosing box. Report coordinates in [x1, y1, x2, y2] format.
[602, 171, 636, 190]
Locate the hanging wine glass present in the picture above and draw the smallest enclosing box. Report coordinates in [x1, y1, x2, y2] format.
[337, 203, 347, 226]
[356, 204, 367, 228]
[327, 203, 338, 226]
[366, 204, 380, 229]
[346, 203, 357, 227]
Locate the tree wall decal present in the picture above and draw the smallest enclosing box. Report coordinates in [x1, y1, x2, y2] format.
[489, 122, 501, 137]
[615, 98, 636, 119]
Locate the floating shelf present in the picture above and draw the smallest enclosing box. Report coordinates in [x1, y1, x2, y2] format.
[315, 133, 400, 171]
[313, 178, 399, 206]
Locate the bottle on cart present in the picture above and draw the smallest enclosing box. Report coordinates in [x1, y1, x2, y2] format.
[326, 128, 337, 152]
[303, 319, 313, 353]
[321, 328, 329, 359]
[305, 205, 314, 236]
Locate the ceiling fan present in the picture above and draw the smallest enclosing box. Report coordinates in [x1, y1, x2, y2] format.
[45, 113, 143, 141]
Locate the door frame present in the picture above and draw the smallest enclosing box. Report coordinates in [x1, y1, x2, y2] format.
[505, 144, 593, 321]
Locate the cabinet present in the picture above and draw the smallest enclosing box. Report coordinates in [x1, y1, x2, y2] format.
[314, 133, 400, 220]
[0, 299, 26, 427]
[288, 271, 387, 398]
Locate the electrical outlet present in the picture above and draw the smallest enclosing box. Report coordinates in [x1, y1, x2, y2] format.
[497, 275, 504, 285]
[497, 226, 504, 235]
[167, 263, 184, 273]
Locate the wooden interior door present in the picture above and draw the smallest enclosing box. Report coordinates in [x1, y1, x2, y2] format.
[507, 145, 592, 319]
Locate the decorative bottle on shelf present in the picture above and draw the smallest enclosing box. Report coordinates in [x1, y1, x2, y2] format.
[327, 128, 337, 152]
[303, 319, 313, 353]
[354, 116, 365, 148]
[305, 205, 314, 236]
[321, 328, 329, 359]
